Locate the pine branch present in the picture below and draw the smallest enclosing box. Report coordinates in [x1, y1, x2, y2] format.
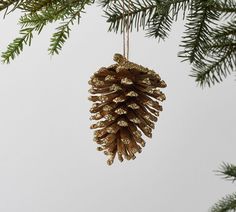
[190, 18, 236, 87]
[103, 0, 159, 32]
[192, 39, 236, 87]
[146, 12, 173, 40]
[1, 0, 94, 62]
[1, 4, 70, 63]
[19, 9, 60, 28]
[98, 0, 114, 7]
[169, 0, 191, 19]
[210, 192, 236, 212]
[0, 0, 28, 17]
[102, 0, 190, 40]
[18, 3, 72, 28]
[214, 0, 236, 18]
[1, 27, 34, 63]
[0, 0, 21, 12]
[48, 0, 93, 55]
[213, 20, 236, 40]
[48, 23, 71, 55]
[48, 11, 80, 55]
[101, 0, 235, 86]
[179, 0, 220, 63]
[145, 0, 191, 39]
[18, 0, 56, 12]
[210, 163, 236, 212]
[217, 162, 236, 183]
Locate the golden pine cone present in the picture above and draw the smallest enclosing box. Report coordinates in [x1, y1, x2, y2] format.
[89, 53, 167, 165]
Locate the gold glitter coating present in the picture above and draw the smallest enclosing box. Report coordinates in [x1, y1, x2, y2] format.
[105, 75, 115, 81]
[126, 91, 138, 97]
[121, 138, 131, 144]
[113, 96, 125, 103]
[89, 53, 167, 165]
[110, 84, 122, 91]
[127, 103, 140, 109]
[130, 118, 141, 124]
[104, 114, 115, 121]
[90, 112, 102, 120]
[133, 130, 142, 137]
[102, 105, 113, 111]
[141, 78, 151, 85]
[115, 108, 127, 115]
[106, 127, 116, 133]
[121, 77, 133, 85]
[117, 120, 128, 127]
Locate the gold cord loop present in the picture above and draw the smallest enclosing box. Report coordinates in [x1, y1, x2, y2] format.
[122, 0, 130, 60]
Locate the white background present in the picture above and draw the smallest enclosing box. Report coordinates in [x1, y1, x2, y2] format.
[0, 5, 235, 212]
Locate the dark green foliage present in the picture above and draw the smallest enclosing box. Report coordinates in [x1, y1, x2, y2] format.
[102, 0, 236, 87]
[1, 28, 34, 63]
[191, 18, 236, 86]
[210, 163, 236, 212]
[145, 7, 173, 40]
[191, 38, 236, 87]
[0, 0, 23, 13]
[103, 0, 191, 38]
[217, 162, 236, 182]
[211, 193, 236, 212]
[18, 0, 57, 12]
[179, 0, 220, 63]
[0, 0, 235, 87]
[1, 0, 94, 63]
[48, 20, 71, 55]
[216, 0, 236, 16]
[103, 0, 159, 32]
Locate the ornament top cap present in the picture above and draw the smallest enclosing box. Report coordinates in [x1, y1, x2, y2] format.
[113, 53, 127, 64]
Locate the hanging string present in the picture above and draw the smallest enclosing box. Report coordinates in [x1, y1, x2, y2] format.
[122, 0, 130, 60]
[126, 0, 130, 60]
[122, 0, 126, 58]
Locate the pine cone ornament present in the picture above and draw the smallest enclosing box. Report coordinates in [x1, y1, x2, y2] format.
[89, 53, 167, 165]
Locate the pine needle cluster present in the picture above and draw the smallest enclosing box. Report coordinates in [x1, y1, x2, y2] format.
[210, 163, 236, 212]
[102, 0, 236, 87]
[0, 0, 235, 87]
[0, 0, 94, 63]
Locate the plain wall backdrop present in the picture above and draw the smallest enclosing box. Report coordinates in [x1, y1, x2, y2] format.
[0, 5, 235, 212]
